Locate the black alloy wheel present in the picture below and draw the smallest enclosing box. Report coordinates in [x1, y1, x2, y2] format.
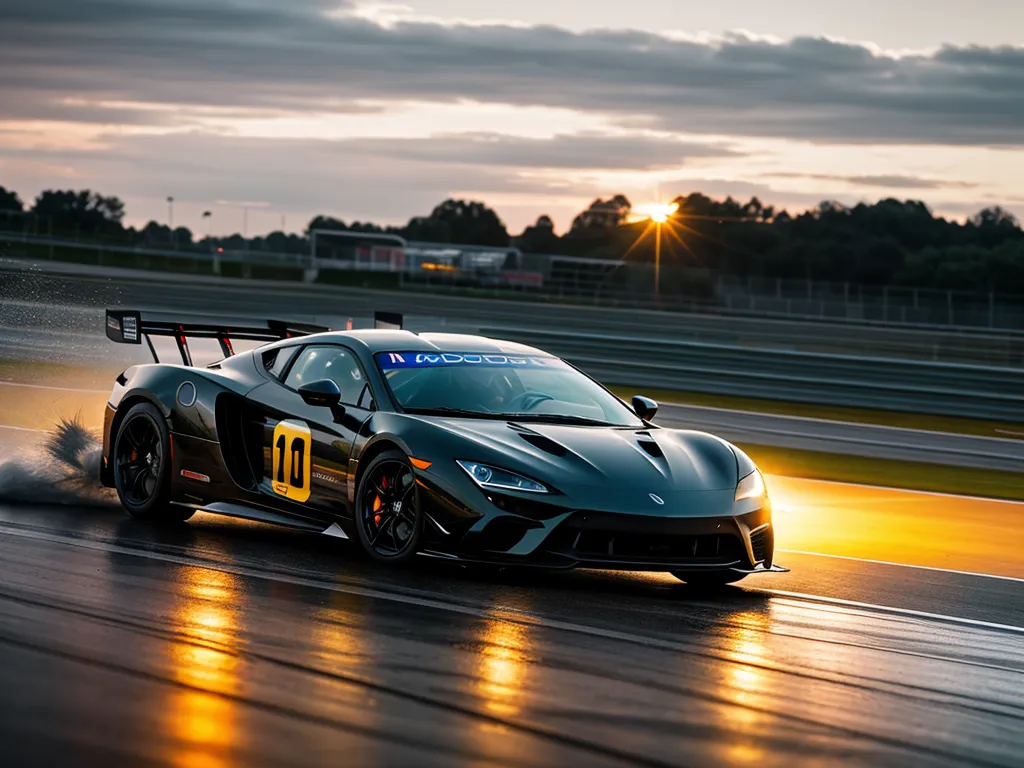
[113, 402, 192, 522]
[356, 451, 422, 562]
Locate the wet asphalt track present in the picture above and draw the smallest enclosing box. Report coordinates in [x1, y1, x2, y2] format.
[0, 499, 1021, 768]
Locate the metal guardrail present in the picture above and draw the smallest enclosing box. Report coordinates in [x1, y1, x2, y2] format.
[0, 232, 314, 270]
[481, 327, 1024, 422]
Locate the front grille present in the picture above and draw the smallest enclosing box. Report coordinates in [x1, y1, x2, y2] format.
[548, 527, 745, 564]
[750, 527, 767, 563]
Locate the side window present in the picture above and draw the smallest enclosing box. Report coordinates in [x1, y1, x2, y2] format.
[284, 345, 371, 407]
[357, 382, 375, 411]
[262, 345, 299, 380]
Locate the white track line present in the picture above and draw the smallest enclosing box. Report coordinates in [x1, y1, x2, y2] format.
[777, 549, 1024, 583]
[0, 381, 108, 394]
[0, 524, 1021, 637]
[757, 589, 1024, 634]
[0, 424, 47, 433]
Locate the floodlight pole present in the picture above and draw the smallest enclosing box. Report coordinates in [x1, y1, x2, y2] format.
[654, 221, 662, 304]
[167, 196, 175, 249]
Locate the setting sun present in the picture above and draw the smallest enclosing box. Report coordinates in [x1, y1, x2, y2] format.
[635, 201, 680, 223]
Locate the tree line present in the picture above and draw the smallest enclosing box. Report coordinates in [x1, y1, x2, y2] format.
[1, 184, 1021, 294]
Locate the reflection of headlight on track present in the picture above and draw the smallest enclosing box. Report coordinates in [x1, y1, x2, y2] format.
[735, 470, 766, 502]
[457, 460, 549, 494]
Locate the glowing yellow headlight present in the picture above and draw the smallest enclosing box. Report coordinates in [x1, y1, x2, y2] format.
[735, 470, 766, 502]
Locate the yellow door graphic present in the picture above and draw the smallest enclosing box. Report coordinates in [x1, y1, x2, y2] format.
[271, 420, 312, 503]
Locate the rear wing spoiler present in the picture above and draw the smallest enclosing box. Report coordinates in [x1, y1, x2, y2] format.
[105, 309, 331, 366]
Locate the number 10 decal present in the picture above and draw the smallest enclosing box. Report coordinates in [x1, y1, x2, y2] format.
[272, 420, 312, 502]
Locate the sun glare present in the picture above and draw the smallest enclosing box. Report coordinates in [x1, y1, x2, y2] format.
[636, 201, 679, 223]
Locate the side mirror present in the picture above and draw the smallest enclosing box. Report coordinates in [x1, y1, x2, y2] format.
[632, 395, 658, 422]
[298, 379, 342, 408]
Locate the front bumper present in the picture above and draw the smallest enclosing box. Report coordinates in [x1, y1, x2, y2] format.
[421, 502, 779, 573]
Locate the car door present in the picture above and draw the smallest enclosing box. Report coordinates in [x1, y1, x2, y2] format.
[247, 343, 375, 521]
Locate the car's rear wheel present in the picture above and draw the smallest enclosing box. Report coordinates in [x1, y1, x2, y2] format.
[113, 402, 193, 523]
[670, 570, 747, 587]
[354, 450, 422, 563]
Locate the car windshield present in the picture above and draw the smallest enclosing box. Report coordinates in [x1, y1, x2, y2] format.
[376, 352, 643, 427]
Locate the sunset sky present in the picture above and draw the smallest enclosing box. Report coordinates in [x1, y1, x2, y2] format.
[2, 0, 1022, 236]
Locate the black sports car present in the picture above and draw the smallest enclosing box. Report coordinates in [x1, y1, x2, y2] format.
[101, 310, 783, 585]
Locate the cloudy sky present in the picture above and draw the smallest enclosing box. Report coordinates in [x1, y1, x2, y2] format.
[2, 0, 1023, 235]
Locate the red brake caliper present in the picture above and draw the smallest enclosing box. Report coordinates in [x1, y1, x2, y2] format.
[373, 475, 390, 527]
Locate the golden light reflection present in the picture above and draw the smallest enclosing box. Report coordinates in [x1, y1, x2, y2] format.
[165, 566, 243, 768]
[310, 601, 367, 667]
[764, 474, 1024, 578]
[475, 617, 532, 718]
[300, 596, 380, 758]
[714, 610, 772, 764]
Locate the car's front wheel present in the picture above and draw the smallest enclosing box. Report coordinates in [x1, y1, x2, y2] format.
[354, 450, 422, 563]
[670, 570, 747, 587]
[112, 402, 193, 523]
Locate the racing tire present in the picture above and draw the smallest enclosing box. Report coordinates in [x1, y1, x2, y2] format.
[112, 402, 193, 523]
[354, 449, 423, 564]
[670, 570, 747, 587]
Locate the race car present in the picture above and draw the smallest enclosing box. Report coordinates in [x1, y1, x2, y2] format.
[101, 309, 784, 585]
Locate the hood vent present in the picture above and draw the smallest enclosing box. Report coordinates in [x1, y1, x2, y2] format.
[507, 422, 569, 457]
[637, 439, 664, 459]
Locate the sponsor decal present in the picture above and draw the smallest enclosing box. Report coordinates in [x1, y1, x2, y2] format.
[312, 470, 341, 485]
[378, 352, 561, 370]
[649, 493, 665, 505]
[107, 316, 121, 332]
[122, 314, 138, 342]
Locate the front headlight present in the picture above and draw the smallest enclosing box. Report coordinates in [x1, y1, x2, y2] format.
[735, 469, 766, 502]
[456, 460, 549, 494]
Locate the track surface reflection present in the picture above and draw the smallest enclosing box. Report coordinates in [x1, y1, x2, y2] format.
[0, 503, 1020, 767]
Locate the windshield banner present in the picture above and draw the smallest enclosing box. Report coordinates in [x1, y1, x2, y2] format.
[377, 352, 562, 370]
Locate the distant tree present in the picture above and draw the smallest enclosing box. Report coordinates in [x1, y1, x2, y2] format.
[305, 215, 346, 236]
[971, 206, 1019, 229]
[402, 215, 451, 243]
[140, 220, 172, 244]
[404, 199, 509, 246]
[968, 206, 1022, 249]
[569, 196, 632, 233]
[264, 230, 309, 254]
[219, 234, 249, 251]
[0, 185, 23, 212]
[516, 214, 561, 253]
[173, 226, 194, 247]
[31, 189, 125, 236]
[348, 221, 385, 234]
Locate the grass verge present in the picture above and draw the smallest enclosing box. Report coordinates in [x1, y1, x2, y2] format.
[606, 384, 1023, 440]
[742, 443, 1024, 501]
